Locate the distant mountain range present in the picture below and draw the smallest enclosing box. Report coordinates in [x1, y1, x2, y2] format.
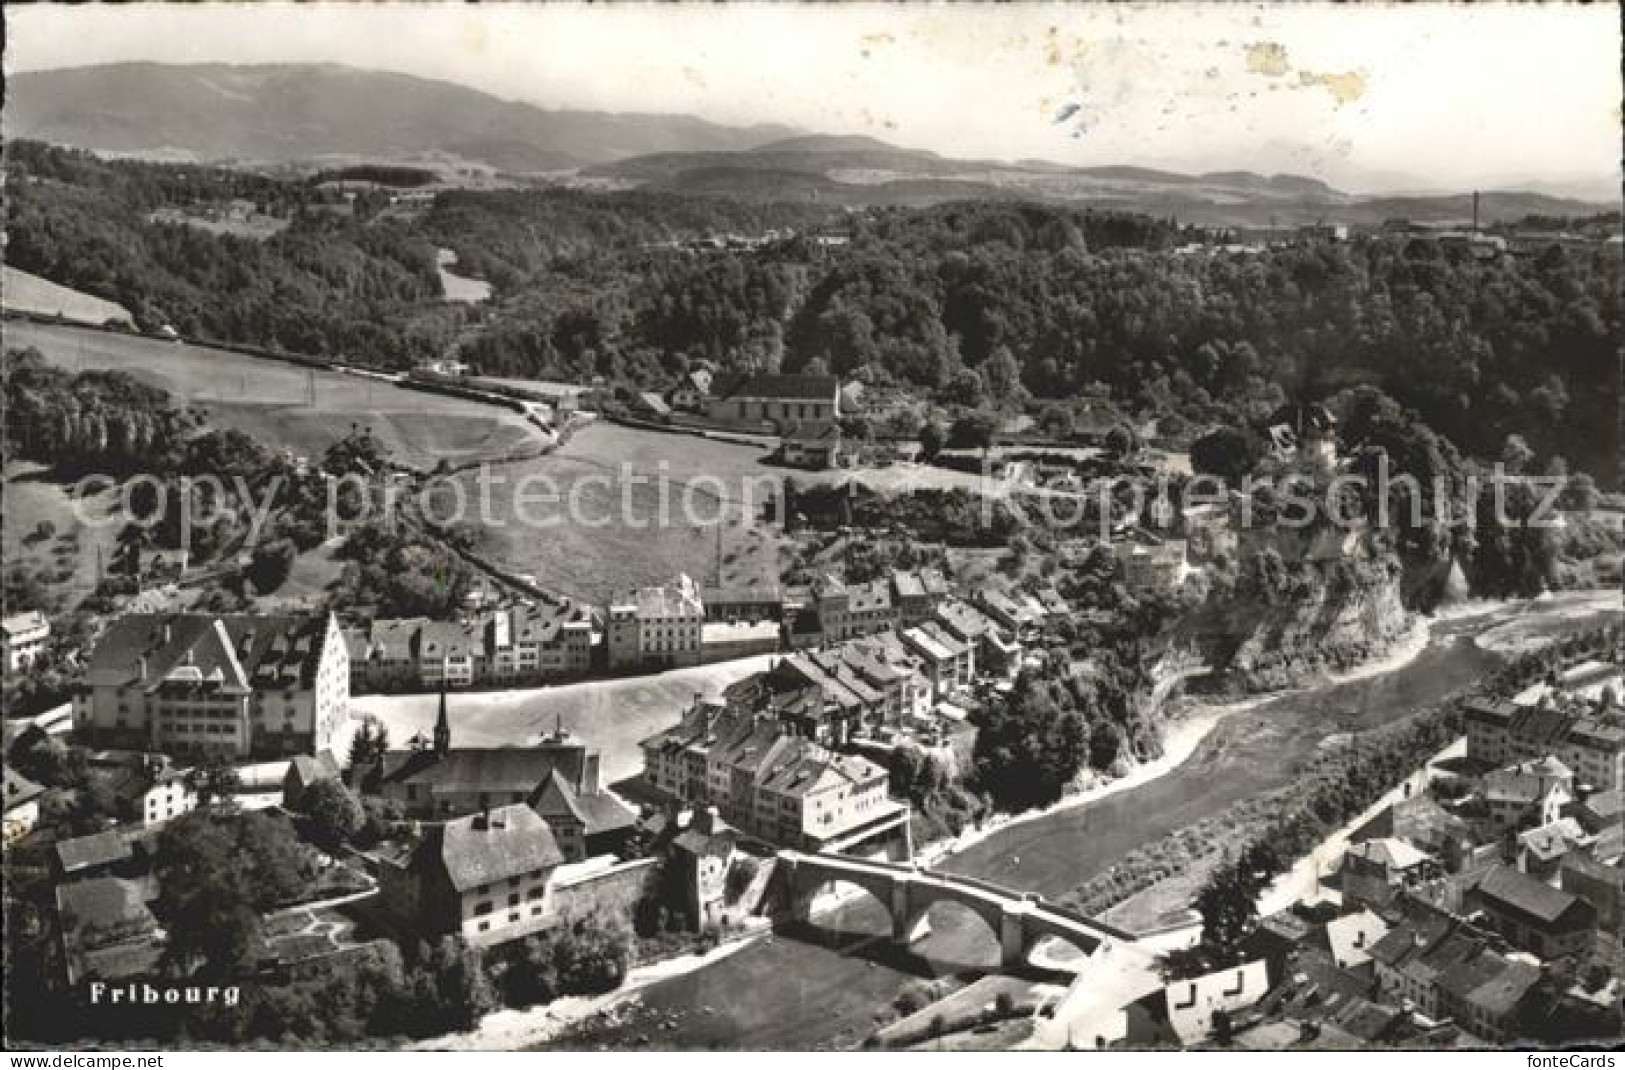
[6, 62, 797, 170]
[8, 62, 1614, 225]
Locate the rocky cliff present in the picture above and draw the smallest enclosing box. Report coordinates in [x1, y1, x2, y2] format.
[1192, 555, 1414, 692]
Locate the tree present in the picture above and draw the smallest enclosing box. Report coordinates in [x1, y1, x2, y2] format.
[245, 537, 296, 594]
[946, 411, 999, 452]
[918, 420, 946, 462]
[1501, 433, 1536, 476]
[1190, 426, 1264, 486]
[302, 777, 366, 850]
[186, 758, 242, 807]
[154, 809, 317, 977]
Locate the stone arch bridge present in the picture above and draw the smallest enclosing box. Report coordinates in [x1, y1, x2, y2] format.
[772, 851, 1138, 972]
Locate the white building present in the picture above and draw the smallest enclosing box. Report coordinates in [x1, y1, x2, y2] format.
[606, 574, 704, 671]
[3, 611, 50, 672]
[78, 613, 349, 760]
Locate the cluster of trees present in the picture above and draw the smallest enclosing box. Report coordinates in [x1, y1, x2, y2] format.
[1158, 700, 1466, 979]
[7, 142, 455, 367]
[4, 349, 196, 475]
[334, 521, 476, 619]
[13, 140, 1615, 480]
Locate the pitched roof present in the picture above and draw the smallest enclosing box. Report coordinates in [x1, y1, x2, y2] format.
[1474, 865, 1592, 927]
[1344, 837, 1432, 872]
[715, 373, 839, 402]
[56, 830, 133, 874]
[380, 740, 590, 797]
[1136, 959, 1271, 1046]
[2, 610, 48, 637]
[436, 804, 564, 892]
[87, 613, 334, 693]
[288, 750, 342, 789]
[4, 768, 46, 811]
[1325, 908, 1391, 970]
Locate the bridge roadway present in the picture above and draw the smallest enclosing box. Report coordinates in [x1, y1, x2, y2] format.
[774, 850, 1138, 972]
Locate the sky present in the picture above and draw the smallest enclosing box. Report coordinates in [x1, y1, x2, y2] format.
[7, 2, 1621, 194]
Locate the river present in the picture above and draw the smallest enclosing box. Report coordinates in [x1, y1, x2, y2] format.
[538, 594, 1617, 1050]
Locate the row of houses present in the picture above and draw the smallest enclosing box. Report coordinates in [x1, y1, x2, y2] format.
[640, 697, 905, 853]
[1464, 694, 1625, 793]
[345, 600, 596, 691]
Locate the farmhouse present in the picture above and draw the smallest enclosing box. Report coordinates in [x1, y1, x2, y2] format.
[706, 373, 841, 431]
[778, 424, 844, 469]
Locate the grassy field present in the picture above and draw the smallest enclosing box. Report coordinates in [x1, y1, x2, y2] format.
[5, 320, 535, 470]
[3, 462, 126, 611]
[147, 207, 290, 241]
[3, 266, 133, 326]
[348, 654, 777, 784]
[449, 422, 791, 603]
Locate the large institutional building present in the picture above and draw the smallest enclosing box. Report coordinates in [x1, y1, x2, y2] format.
[77, 613, 349, 759]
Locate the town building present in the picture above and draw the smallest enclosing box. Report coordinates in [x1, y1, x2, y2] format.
[1481, 757, 1575, 832]
[54, 830, 133, 883]
[606, 574, 704, 671]
[55, 877, 162, 987]
[370, 692, 635, 855]
[700, 619, 781, 663]
[1465, 865, 1598, 960]
[1559, 854, 1621, 932]
[2, 610, 50, 672]
[109, 755, 196, 828]
[78, 612, 349, 760]
[1368, 913, 1541, 1043]
[890, 568, 951, 628]
[349, 603, 596, 692]
[376, 803, 565, 946]
[283, 751, 343, 810]
[667, 367, 713, 412]
[701, 582, 784, 623]
[778, 423, 844, 469]
[3, 768, 46, 847]
[1123, 960, 1272, 1047]
[936, 599, 1020, 676]
[900, 621, 973, 703]
[706, 373, 841, 431]
[811, 574, 897, 643]
[1464, 698, 1624, 792]
[1114, 532, 1188, 595]
[666, 806, 739, 929]
[640, 699, 905, 852]
[1340, 838, 1442, 910]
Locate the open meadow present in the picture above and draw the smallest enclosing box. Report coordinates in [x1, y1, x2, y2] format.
[3, 266, 133, 326]
[445, 421, 792, 603]
[4, 319, 536, 469]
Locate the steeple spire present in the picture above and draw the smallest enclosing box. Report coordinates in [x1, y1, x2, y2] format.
[433, 683, 451, 757]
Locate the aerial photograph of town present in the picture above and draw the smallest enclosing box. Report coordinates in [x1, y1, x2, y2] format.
[1, 1, 1620, 1058]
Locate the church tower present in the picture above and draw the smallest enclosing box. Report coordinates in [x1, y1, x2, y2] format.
[433, 683, 451, 757]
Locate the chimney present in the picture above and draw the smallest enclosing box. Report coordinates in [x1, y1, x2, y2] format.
[136, 656, 148, 680]
[163, 623, 172, 645]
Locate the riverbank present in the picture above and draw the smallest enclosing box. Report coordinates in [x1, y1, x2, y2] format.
[415, 925, 770, 1051]
[926, 610, 1434, 873]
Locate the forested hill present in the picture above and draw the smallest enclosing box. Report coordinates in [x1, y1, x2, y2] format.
[5, 141, 1619, 481]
